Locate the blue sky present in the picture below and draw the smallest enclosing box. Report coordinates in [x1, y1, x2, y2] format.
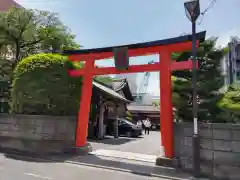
[16, 0, 240, 95]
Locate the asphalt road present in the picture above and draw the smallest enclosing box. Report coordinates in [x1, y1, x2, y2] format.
[90, 131, 163, 156]
[0, 154, 170, 180]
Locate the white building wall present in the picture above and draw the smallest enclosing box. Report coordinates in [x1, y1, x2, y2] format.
[221, 37, 240, 88]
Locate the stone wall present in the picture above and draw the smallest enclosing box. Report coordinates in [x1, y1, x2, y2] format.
[174, 122, 240, 180]
[0, 114, 77, 154]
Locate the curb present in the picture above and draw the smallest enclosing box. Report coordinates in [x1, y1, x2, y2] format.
[3, 153, 189, 180]
[65, 160, 186, 180]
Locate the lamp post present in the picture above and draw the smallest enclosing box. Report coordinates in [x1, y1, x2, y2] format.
[184, 0, 201, 177]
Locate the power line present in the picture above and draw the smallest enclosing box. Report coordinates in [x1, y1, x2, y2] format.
[198, 0, 217, 25]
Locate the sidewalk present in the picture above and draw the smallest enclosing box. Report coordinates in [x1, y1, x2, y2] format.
[67, 154, 191, 179]
[89, 149, 159, 163]
[4, 151, 192, 180]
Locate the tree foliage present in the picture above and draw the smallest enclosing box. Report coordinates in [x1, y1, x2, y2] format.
[10, 53, 82, 116]
[94, 76, 115, 85]
[152, 101, 160, 108]
[0, 58, 12, 81]
[0, 7, 80, 65]
[10, 54, 117, 116]
[172, 38, 227, 122]
[125, 110, 133, 121]
[218, 86, 240, 122]
[0, 58, 12, 112]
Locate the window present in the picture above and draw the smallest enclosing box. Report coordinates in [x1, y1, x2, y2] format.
[235, 44, 240, 58]
[236, 71, 240, 81]
[236, 60, 240, 69]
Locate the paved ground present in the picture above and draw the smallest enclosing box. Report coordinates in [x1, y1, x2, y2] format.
[0, 131, 194, 180]
[0, 153, 177, 180]
[90, 131, 163, 156]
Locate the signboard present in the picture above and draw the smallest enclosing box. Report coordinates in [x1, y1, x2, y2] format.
[113, 47, 129, 70]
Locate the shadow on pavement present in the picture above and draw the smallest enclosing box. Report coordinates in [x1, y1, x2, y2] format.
[2, 151, 191, 179]
[65, 155, 191, 179]
[0, 147, 75, 163]
[88, 136, 140, 145]
[1, 136, 139, 163]
[3, 152, 72, 163]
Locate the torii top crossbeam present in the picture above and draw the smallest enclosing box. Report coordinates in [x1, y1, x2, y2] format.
[64, 31, 205, 60]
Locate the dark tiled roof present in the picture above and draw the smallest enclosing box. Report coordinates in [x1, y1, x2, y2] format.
[127, 105, 160, 113]
[0, 0, 22, 12]
[112, 79, 126, 91]
[63, 31, 206, 55]
[93, 80, 131, 103]
[111, 79, 134, 101]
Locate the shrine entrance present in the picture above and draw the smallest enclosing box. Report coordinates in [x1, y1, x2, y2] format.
[64, 31, 206, 159]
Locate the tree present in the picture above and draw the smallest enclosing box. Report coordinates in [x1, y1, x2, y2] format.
[218, 86, 240, 123]
[172, 38, 227, 122]
[10, 53, 82, 116]
[94, 76, 115, 85]
[125, 110, 133, 121]
[0, 58, 12, 113]
[39, 25, 80, 53]
[0, 12, 14, 59]
[0, 7, 80, 65]
[10, 55, 116, 116]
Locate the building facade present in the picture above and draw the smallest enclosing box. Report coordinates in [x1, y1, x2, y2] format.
[221, 36, 240, 89]
[0, 0, 21, 12]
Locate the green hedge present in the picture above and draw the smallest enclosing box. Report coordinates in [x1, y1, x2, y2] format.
[10, 53, 83, 116]
[218, 86, 240, 115]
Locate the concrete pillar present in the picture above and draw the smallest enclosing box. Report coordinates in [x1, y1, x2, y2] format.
[114, 104, 119, 138]
[98, 99, 105, 140]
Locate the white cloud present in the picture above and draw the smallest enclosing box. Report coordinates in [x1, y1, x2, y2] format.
[216, 28, 240, 47]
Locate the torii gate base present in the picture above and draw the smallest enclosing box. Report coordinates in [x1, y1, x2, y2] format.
[64, 31, 206, 163]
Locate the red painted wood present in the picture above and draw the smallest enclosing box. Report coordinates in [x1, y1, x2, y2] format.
[170, 60, 199, 70]
[69, 39, 200, 159]
[75, 59, 94, 147]
[68, 41, 198, 61]
[68, 60, 198, 77]
[159, 52, 174, 158]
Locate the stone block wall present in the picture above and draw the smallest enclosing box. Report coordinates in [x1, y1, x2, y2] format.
[0, 114, 77, 154]
[174, 122, 240, 180]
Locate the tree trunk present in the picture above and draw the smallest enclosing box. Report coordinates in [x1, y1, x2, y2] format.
[14, 41, 20, 67]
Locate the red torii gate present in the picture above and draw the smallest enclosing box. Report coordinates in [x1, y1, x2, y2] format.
[64, 31, 206, 159]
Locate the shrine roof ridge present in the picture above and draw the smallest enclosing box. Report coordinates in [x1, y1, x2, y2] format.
[63, 31, 206, 55]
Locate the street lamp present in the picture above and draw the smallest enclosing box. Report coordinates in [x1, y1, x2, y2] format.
[184, 0, 200, 22]
[184, 0, 200, 178]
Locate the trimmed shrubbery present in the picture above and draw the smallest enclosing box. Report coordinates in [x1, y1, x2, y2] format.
[10, 53, 82, 116]
[218, 86, 240, 123]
